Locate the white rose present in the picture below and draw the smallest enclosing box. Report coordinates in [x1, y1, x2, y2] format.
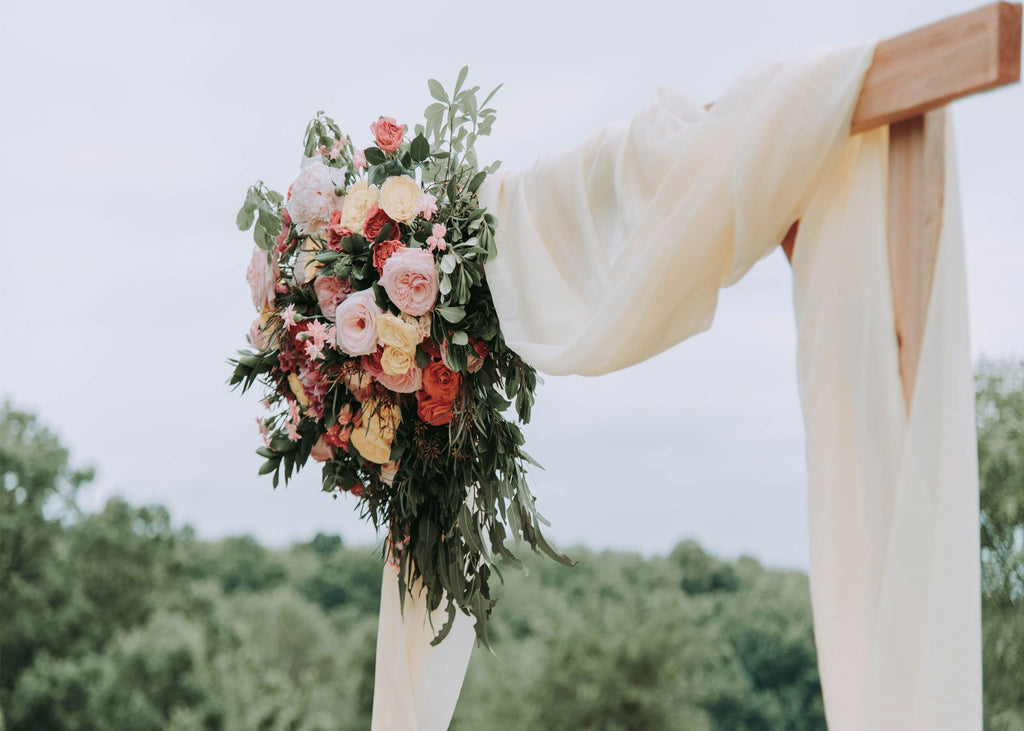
[340, 180, 379, 234]
[379, 175, 422, 224]
[285, 158, 344, 235]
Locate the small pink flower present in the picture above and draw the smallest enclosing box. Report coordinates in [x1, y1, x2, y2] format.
[256, 418, 270, 446]
[281, 304, 298, 329]
[416, 192, 438, 219]
[305, 319, 332, 350]
[285, 420, 300, 441]
[427, 223, 447, 252]
[370, 117, 404, 153]
[288, 400, 302, 424]
[353, 149, 367, 170]
[304, 340, 324, 361]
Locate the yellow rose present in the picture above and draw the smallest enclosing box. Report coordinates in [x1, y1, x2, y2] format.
[287, 373, 309, 407]
[376, 312, 422, 354]
[380, 345, 415, 376]
[402, 312, 432, 340]
[350, 399, 401, 464]
[378, 175, 421, 224]
[340, 180, 379, 234]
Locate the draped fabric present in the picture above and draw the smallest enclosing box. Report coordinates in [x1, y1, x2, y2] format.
[370, 42, 981, 729]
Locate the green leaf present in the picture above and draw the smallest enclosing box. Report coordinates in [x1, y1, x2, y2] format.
[236, 204, 255, 231]
[436, 306, 466, 323]
[454, 65, 469, 96]
[451, 330, 469, 346]
[468, 170, 487, 194]
[410, 134, 430, 163]
[428, 79, 448, 103]
[364, 147, 386, 165]
[440, 253, 458, 274]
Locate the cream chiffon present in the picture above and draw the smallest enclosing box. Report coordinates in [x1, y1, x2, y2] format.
[370, 41, 981, 729]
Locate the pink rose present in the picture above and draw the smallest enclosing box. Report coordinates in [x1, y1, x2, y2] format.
[246, 247, 279, 311]
[310, 435, 335, 462]
[334, 289, 383, 356]
[372, 239, 405, 274]
[313, 275, 352, 321]
[375, 366, 423, 394]
[379, 247, 438, 316]
[285, 158, 344, 234]
[370, 117, 404, 153]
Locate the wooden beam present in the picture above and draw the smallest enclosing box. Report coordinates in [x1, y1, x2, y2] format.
[851, 2, 1021, 134]
[887, 109, 947, 411]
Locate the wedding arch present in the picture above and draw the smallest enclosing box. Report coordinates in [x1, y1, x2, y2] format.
[363, 4, 1021, 730]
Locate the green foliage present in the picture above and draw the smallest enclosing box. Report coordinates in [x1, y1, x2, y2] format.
[976, 357, 1024, 729]
[4, 360, 1023, 730]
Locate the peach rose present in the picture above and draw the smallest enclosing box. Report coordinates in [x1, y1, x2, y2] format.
[375, 366, 422, 394]
[370, 117, 404, 153]
[380, 345, 415, 376]
[334, 289, 382, 356]
[379, 247, 438, 316]
[246, 247, 279, 311]
[313, 275, 352, 321]
[310, 435, 335, 462]
[350, 398, 400, 464]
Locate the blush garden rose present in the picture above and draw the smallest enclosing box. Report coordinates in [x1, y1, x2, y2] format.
[231, 69, 570, 645]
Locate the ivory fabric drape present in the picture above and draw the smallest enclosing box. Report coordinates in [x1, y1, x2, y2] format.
[370, 42, 981, 729]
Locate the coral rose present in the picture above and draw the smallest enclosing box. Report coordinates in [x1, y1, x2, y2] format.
[379, 175, 422, 224]
[416, 392, 455, 426]
[339, 180, 379, 234]
[421, 360, 461, 403]
[370, 117, 404, 153]
[334, 289, 383, 356]
[379, 247, 438, 316]
[313, 275, 352, 321]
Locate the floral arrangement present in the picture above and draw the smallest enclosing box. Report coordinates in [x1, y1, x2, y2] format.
[230, 68, 569, 644]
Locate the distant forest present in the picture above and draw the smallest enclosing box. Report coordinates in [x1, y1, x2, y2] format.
[2, 358, 1021, 729]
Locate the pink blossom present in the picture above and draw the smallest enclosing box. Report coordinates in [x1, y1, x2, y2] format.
[256, 418, 270, 446]
[353, 149, 367, 170]
[285, 420, 300, 441]
[314, 277, 352, 321]
[334, 289, 383, 355]
[304, 340, 324, 361]
[281, 304, 298, 328]
[416, 192, 438, 219]
[427, 223, 447, 252]
[288, 400, 302, 424]
[305, 319, 332, 350]
[379, 247, 439, 316]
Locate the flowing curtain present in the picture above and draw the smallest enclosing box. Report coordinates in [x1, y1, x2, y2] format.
[370, 42, 981, 729]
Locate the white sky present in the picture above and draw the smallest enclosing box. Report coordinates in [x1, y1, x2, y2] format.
[2, 0, 1021, 569]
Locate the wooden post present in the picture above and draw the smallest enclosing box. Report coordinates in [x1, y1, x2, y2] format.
[887, 109, 947, 411]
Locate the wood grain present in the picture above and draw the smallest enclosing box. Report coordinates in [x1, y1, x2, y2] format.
[851, 2, 1021, 133]
[887, 109, 947, 411]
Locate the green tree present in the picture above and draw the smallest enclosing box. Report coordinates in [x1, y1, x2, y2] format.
[976, 358, 1024, 729]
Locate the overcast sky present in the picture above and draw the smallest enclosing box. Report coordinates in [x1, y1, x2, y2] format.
[2, 0, 1021, 569]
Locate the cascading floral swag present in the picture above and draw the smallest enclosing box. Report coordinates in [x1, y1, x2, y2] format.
[230, 68, 571, 644]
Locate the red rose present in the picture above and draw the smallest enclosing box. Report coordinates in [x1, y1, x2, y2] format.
[372, 239, 405, 273]
[416, 392, 454, 426]
[419, 338, 441, 359]
[363, 203, 395, 242]
[361, 348, 385, 379]
[370, 117, 404, 153]
[421, 360, 461, 403]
